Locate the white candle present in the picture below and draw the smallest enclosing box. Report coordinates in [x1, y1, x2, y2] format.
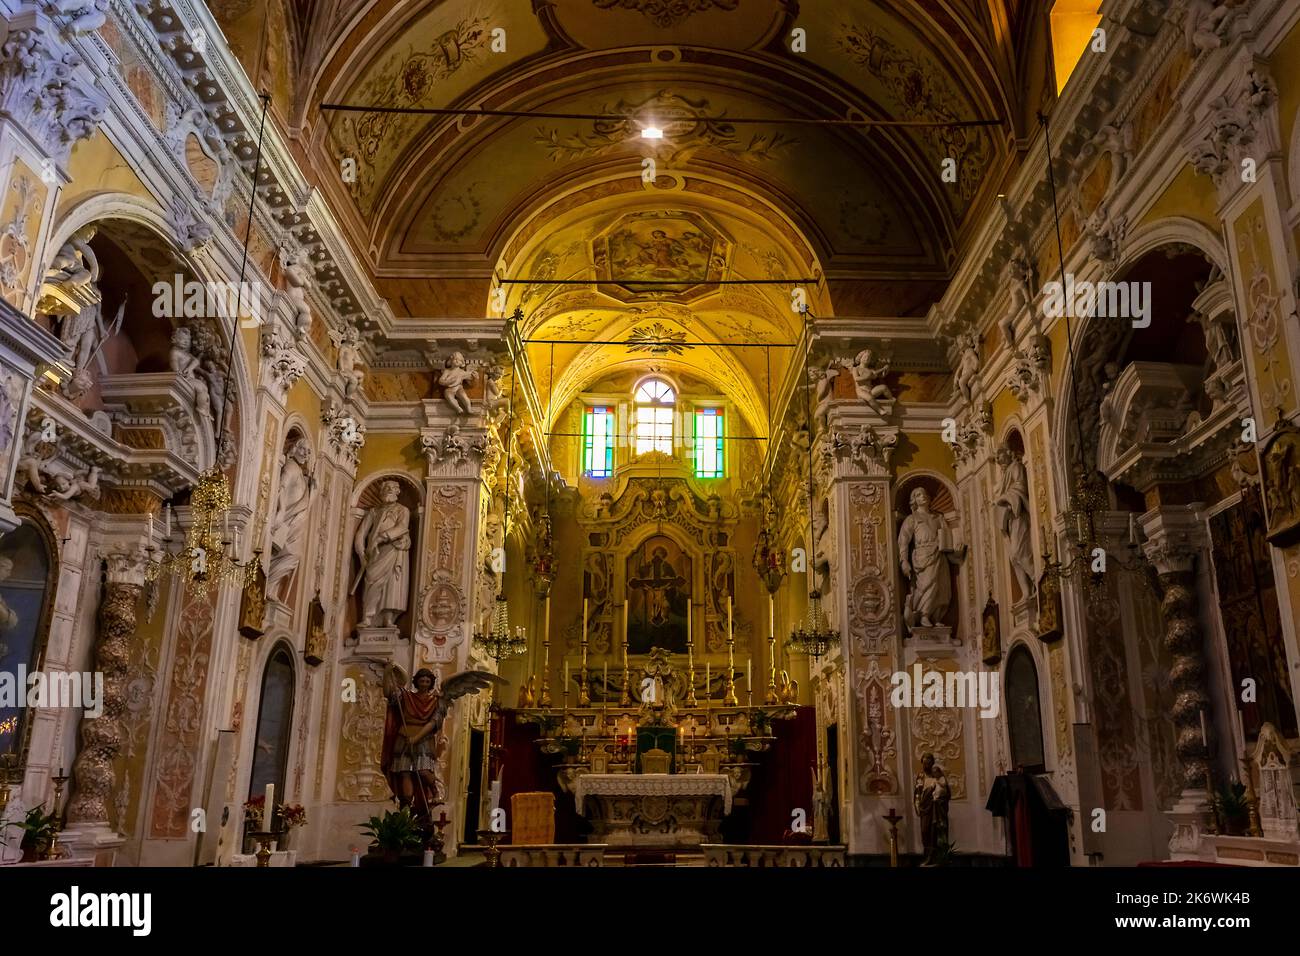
[582, 598, 589, 643]
[564, 661, 570, 704]
[264, 783, 274, 831]
[350, 848, 360, 867]
[747, 657, 752, 691]
[705, 662, 710, 703]
[422, 848, 434, 867]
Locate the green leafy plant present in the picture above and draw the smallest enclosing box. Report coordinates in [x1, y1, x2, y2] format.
[358, 808, 424, 854]
[929, 837, 958, 866]
[749, 710, 774, 737]
[2, 804, 59, 857]
[1214, 782, 1249, 835]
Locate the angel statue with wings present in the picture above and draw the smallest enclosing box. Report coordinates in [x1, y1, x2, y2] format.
[379, 662, 504, 819]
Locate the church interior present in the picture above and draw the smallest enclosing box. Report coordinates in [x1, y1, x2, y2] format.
[1, 0, 1300, 877]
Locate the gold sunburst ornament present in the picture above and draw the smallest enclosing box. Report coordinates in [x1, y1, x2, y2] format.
[626, 322, 689, 355]
[145, 469, 260, 597]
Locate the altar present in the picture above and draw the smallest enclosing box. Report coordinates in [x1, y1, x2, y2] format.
[574, 773, 732, 848]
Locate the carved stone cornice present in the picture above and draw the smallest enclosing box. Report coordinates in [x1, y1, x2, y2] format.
[259, 323, 307, 398]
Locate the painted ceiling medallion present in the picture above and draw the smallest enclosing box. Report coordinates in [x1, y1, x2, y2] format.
[592, 0, 740, 29]
[626, 323, 689, 355]
[593, 209, 731, 303]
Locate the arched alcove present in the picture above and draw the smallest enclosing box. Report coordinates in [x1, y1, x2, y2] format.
[248, 642, 296, 809]
[0, 507, 58, 772]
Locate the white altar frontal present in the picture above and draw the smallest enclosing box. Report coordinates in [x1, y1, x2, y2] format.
[575, 773, 733, 848]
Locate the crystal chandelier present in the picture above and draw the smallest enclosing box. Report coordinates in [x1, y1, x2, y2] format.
[473, 593, 528, 663]
[145, 468, 259, 597]
[788, 589, 837, 659]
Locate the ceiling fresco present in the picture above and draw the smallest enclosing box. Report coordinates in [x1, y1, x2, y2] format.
[204, 0, 1045, 443]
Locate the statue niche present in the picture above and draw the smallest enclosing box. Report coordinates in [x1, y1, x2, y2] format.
[626, 535, 691, 654]
[350, 476, 420, 643]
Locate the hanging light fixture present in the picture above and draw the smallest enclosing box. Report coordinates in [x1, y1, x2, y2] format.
[787, 308, 839, 660]
[146, 93, 273, 596]
[473, 593, 528, 663]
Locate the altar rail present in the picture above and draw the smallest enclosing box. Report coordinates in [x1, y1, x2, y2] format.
[499, 845, 609, 867]
[701, 845, 847, 867]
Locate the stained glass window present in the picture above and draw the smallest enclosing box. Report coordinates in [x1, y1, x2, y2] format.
[694, 407, 724, 478]
[583, 405, 615, 477]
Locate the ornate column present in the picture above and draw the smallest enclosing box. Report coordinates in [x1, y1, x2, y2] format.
[1141, 505, 1215, 852]
[63, 546, 144, 860]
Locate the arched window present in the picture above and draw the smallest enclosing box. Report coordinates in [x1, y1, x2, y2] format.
[248, 646, 295, 808]
[634, 379, 675, 456]
[1005, 644, 1046, 772]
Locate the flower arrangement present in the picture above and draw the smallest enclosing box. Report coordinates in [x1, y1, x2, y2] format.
[279, 803, 307, 830]
[242, 795, 267, 829]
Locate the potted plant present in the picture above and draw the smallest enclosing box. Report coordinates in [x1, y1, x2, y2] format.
[241, 795, 267, 853]
[3, 804, 60, 862]
[928, 837, 958, 867]
[358, 808, 425, 866]
[1214, 781, 1250, 836]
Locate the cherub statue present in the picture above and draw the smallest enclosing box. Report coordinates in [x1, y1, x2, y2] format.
[482, 363, 505, 418]
[46, 0, 110, 34]
[16, 428, 56, 495]
[60, 297, 124, 398]
[280, 248, 312, 339]
[439, 351, 478, 415]
[45, 465, 101, 502]
[328, 325, 365, 398]
[848, 348, 893, 416]
[170, 327, 215, 447]
[43, 225, 99, 290]
[811, 362, 839, 433]
[378, 662, 505, 818]
[952, 331, 980, 406]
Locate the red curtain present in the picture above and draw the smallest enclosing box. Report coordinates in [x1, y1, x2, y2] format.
[745, 707, 818, 844]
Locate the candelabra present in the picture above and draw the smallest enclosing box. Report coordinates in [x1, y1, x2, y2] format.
[789, 590, 837, 659]
[472, 593, 527, 663]
[145, 470, 260, 597]
[1044, 472, 1150, 613]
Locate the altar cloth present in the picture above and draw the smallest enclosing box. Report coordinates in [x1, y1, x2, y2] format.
[574, 772, 732, 816]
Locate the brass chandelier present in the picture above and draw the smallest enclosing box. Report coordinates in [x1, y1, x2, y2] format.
[473, 593, 528, 663]
[145, 469, 260, 597]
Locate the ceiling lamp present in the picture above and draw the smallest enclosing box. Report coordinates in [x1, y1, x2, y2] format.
[789, 590, 837, 660]
[640, 125, 664, 140]
[145, 469, 260, 597]
[473, 593, 528, 663]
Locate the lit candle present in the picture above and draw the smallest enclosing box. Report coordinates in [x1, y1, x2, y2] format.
[263, 783, 275, 831]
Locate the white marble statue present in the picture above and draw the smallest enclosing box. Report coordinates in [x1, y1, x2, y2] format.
[439, 351, 478, 415]
[812, 362, 839, 433]
[993, 443, 1035, 599]
[897, 487, 961, 632]
[43, 225, 99, 290]
[170, 326, 216, 449]
[267, 437, 313, 602]
[45, 0, 109, 34]
[280, 249, 312, 339]
[848, 348, 893, 416]
[59, 297, 124, 397]
[329, 325, 365, 398]
[352, 479, 411, 629]
[953, 332, 980, 406]
[44, 465, 100, 502]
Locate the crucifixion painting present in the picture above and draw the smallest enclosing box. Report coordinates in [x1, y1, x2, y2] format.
[626, 536, 691, 654]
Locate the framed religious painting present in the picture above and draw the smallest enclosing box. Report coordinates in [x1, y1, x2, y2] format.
[1035, 568, 1063, 644]
[303, 593, 327, 666]
[238, 560, 267, 638]
[1261, 420, 1300, 545]
[981, 595, 1001, 665]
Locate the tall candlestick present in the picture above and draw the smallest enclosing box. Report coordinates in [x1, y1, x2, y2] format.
[620, 599, 631, 706]
[724, 594, 737, 706]
[705, 662, 710, 708]
[579, 598, 591, 706]
[747, 657, 752, 707]
[564, 660, 570, 710]
[603, 661, 608, 707]
[685, 601, 698, 707]
[766, 594, 778, 705]
[540, 597, 552, 708]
